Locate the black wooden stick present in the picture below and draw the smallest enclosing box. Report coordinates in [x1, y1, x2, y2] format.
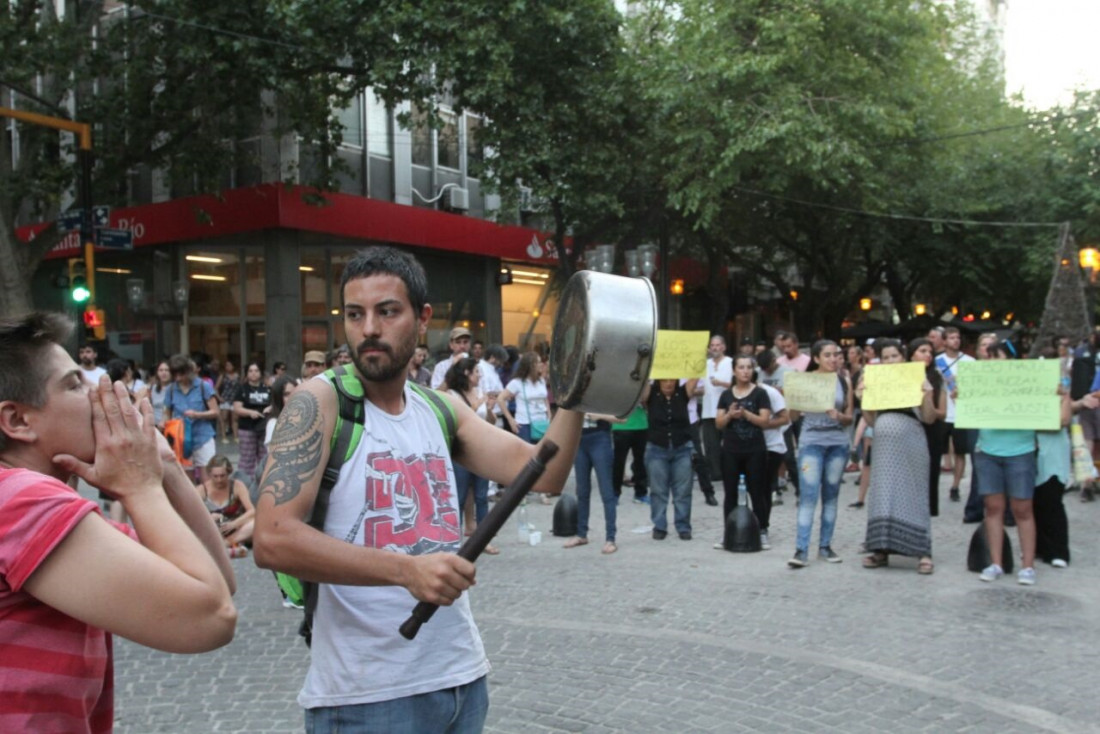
[399, 441, 559, 640]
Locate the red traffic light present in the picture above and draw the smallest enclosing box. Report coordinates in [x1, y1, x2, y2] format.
[83, 309, 103, 327]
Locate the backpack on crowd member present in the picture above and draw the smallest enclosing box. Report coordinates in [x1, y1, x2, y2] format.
[274, 365, 457, 646]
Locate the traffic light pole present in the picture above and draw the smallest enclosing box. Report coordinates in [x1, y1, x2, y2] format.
[0, 106, 96, 342]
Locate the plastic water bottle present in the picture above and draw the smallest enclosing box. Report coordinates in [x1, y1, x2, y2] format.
[517, 503, 530, 543]
[738, 476, 748, 506]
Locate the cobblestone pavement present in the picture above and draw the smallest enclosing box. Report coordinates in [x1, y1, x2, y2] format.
[109, 463, 1100, 733]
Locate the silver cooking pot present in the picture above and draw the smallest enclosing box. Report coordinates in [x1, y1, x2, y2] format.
[549, 270, 657, 417]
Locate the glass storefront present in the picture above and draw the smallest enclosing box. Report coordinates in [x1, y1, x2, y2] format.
[500, 264, 558, 353]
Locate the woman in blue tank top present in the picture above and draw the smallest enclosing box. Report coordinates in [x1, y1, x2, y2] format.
[789, 340, 854, 568]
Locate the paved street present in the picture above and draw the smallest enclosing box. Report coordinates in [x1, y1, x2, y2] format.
[108, 462, 1100, 733]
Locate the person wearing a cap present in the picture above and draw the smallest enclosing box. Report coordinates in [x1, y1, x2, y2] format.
[302, 351, 327, 381]
[431, 326, 472, 389]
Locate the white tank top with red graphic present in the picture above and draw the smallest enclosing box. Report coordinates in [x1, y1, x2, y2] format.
[299, 381, 489, 708]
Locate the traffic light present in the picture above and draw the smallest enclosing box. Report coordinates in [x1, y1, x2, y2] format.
[69, 259, 90, 304]
[83, 308, 106, 341]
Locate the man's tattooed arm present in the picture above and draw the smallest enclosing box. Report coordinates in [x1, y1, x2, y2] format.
[257, 391, 325, 506]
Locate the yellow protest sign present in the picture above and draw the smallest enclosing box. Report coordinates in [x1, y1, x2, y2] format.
[649, 330, 708, 379]
[783, 371, 838, 413]
[861, 362, 926, 411]
[954, 360, 1060, 430]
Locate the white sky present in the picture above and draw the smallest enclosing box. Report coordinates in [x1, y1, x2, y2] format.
[1003, 0, 1100, 109]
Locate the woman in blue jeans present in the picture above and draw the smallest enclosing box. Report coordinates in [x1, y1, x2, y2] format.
[563, 414, 622, 554]
[789, 340, 854, 568]
[642, 378, 700, 541]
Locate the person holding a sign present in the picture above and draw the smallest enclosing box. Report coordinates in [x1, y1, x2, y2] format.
[972, 342, 1040, 585]
[715, 356, 773, 548]
[788, 341, 854, 569]
[857, 339, 940, 574]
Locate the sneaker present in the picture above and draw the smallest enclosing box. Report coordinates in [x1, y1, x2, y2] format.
[949, 487, 960, 502]
[1052, 559, 1068, 568]
[772, 492, 784, 506]
[979, 563, 1004, 582]
[760, 532, 771, 550]
[818, 546, 842, 563]
[282, 597, 304, 610]
[652, 528, 667, 540]
[848, 501, 864, 509]
[713, 540, 726, 550]
[703, 491, 719, 507]
[634, 495, 651, 505]
[788, 549, 808, 568]
[679, 531, 692, 541]
[1017, 567, 1037, 585]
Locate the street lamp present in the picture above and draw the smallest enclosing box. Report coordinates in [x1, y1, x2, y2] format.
[1080, 245, 1100, 327]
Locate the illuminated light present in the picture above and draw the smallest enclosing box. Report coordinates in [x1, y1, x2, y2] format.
[186, 255, 223, 263]
[914, 303, 927, 316]
[951, 306, 959, 315]
[980, 310, 991, 320]
[331, 309, 340, 315]
[859, 298, 872, 311]
[511, 270, 549, 279]
[1061, 258, 1071, 267]
[96, 267, 132, 275]
[513, 278, 548, 285]
[1005, 312, 1014, 321]
[963, 313, 975, 322]
[299, 266, 315, 272]
[478, 321, 486, 327]
[191, 274, 227, 282]
[1081, 247, 1100, 270]
[532, 309, 540, 318]
[462, 321, 470, 328]
[670, 279, 685, 296]
[789, 289, 799, 301]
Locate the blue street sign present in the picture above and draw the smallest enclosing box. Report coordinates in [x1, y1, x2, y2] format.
[57, 211, 83, 233]
[58, 206, 111, 232]
[96, 227, 133, 250]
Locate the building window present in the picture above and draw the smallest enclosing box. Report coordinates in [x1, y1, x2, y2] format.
[438, 109, 459, 170]
[300, 250, 328, 317]
[187, 251, 241, 319]
[466, 114, 483, 169]
[366, 90, 392, 158]
[334, 92, 364, 148]
[410, 104, 432, 167]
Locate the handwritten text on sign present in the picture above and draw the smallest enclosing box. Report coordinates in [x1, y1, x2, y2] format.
[954, 360, 1060, 430]
[861, 362, 926, 411]
[649, 331, 709, 379]
[783, 371, 838, 413]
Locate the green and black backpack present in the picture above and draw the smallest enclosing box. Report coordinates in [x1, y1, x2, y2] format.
[275, 365, 457, 645]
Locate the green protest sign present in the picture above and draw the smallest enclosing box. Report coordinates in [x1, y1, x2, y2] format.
[954, 360, 1060, 430]
[783, 371, 838, 413]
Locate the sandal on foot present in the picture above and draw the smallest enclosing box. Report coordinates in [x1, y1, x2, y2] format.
[563, 537, 589, 549]
[601, 541, 618, 555]
[918, 557, 934, 574]
[483, 544, 500, 556]
[862, 552, 889, 569]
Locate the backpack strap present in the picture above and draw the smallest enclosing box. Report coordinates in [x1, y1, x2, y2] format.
[409, 382, 457, 452]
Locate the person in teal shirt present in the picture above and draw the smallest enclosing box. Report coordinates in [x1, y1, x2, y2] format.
[972, 342, 1039, 585]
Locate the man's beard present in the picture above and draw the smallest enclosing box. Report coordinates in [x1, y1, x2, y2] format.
[351, 333, 417, 383]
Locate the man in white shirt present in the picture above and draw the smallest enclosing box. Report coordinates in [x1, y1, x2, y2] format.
[430, 326, 472, 389]
[776, 332, 811, 372]
[935, 326, 975, 502]
[77, 345, 106, 385]
[478, 345, 508, 426]
[700, 335, 733, 488]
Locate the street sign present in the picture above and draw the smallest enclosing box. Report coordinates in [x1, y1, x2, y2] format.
[57, 205, 110, 233]
[57, 211, 83, 233]
[96, 227, 133, 250]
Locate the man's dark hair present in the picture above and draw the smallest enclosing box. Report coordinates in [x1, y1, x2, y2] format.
[756, 349, 776, 371]
[485, 344, 508, 364]
[0, 312, 74, 453]
[168, 354, 191, 376]
[106, 358, 130, 382]
[340, 246, 429, 314]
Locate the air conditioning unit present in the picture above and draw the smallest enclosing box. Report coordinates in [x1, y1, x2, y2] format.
[446, 186, 469, 211]
[518, 186, 534, 213]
